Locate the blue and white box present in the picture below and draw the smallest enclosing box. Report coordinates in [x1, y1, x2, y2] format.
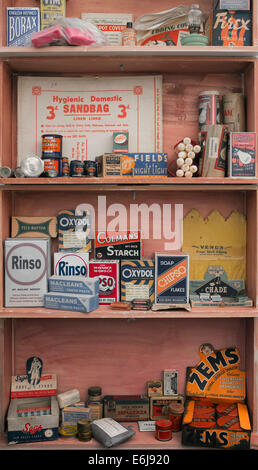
[44, 292, 99, 313]
[49, 275, 99, 296]
[7, 8, 40, 47]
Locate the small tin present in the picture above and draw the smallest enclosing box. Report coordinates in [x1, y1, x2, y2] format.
[59, 424, 78, 438]
[42, 134, 62, 157]
[14, 167, 25, 178]
[199, 91, 222, 130]
[84, 160, 97, 177]
[168, 403, 184, 432]
[70, 160, 84, 177]
[88, 386, 102, 403]
[61, 157, 70, 176]
[0, 166, 13, 178]
[77, 418, 91, 433]
[78, 431, 92, 442]
[155, 420, 172, 441]
[20, 155, 44, 177]
[42, 157, 62, 176]
[46, 169, 58, 178]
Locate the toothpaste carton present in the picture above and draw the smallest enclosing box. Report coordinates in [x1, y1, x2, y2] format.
[120, 259, 155, 302]
[44, 292, 99, 313]
[5, 238, 51, 307]
[54, 252, 89, 277]
[61, 406, 92, 426]
[155, 252, 189, 304]
[89, 260, 119, 304]
[48, 275, 99, 296]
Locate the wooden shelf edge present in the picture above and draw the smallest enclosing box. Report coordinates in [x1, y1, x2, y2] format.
[0, 45, 258, 59]
[0, 306, 257, 319]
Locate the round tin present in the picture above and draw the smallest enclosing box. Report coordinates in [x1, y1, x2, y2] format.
[42, 134, 62, 157]
[84, 160, 97, 177]
[21, 155, 44, 177]
[77, 418, 91, 433]
[155, 420, 172, 441]
[42, 157, 62, 176]
[59, 425, 78, 438]
[70, 160, 84, 177]
[199, 90, 222, 130]
[61, 157, 70, 176]
[78, 431, 92, 442]
[88, 386, 102, 402]
[0, 166, 13, 178]
[168, 403, 184, 432]
[14, 167, 25, 178]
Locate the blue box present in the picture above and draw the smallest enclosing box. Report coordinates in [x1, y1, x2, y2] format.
[7, 8, 40, 46]
[155, 253, 189, 304]
[44, 292, 99, 313]
[211, 10, 252, 46]
[122, 153, 167, 176]
[48, 276, 99, 296]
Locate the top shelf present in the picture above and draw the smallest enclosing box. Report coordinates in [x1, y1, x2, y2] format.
[0, 46, 257, 74]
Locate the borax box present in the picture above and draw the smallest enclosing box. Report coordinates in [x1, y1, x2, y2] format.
[182, 344, 251, 449]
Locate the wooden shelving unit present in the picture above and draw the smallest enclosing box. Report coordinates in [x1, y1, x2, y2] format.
[0, 0, 258, 453]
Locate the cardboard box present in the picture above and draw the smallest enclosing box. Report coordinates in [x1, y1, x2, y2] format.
[182, 343, 251, 449]
[150, 395, 184, 420]
[103, 395, 149, 421]
[7, 7, 40, 46]
[44, 292, 99, 313]
[17, 75, 163, 164]
[11, 374, 57, 399]
[5, 238, 51, 307]
[57, 209, 91, 252]
[96, 154, 123, 177]
[61, 406, 92, 426]
[40, 0, 66, 30]
[81, 13, 133, 45]
[11, 216, 57, 238]
[95, 231, 142, 261]
[154, 252, 189, 304]
[89, 260, 120, 304]
[7, 396, 59, 445]
[228, 132, 256, 177]
[113, 132, 129, 153]
[54, 252, 89, 277]
[87, 402, 103, 420]
[213, 0, 250, 9]
[120, 259, 155, 302]
[210, 10, 252, 46]
[122, 153, 168, 176]
[146, 381, 163, 397]
[163, 369, 178, 396]
[48, 275, 99, 296]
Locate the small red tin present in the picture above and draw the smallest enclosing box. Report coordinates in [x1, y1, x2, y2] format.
[168, 403, 184, 432]
[155, 420, 172, 441]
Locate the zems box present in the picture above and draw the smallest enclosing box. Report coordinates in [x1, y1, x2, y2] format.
[95, 231, 141, 260]
[122, 153, 168, 176]
[89, 260, 119, 304]
[5, 238, 50, 307]
[210, 10, 252, 46]
[155, 253, 189, 304]
[7, 7, 40, 46]
[228, 132, 256, 177]
[54, 252, 89, 277]
[120, 259, 154, 302]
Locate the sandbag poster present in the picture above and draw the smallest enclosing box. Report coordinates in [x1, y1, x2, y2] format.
[17, 75, 163, 164]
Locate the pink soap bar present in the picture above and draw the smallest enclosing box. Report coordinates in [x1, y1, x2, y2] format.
[65, 26, 95, 45]
[31, 25, 64, 47]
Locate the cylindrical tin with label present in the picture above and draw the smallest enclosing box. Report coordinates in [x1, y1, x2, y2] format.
[70, 160, 84, 177]
[42, 134, 62, 157]
[155, 420, 172, 441]
[84, 160, 97, 177]
[199, 91, 222, 129]
[168, 403, 184, 432]
[42, 157, 62, 176]
[0, 166, 13, 178]
[88, 386, 102, 403]
[61, 157, 70, 176]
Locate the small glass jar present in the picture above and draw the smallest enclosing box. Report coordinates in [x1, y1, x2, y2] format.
[88, 386, 102, 404]
[155, 419, 172, 441]
[168, 403, 184, 432]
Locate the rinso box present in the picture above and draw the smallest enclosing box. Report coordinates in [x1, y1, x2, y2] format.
[7, 7, 40, 46]
[155, 253, 189, 304]
[120, 259, 155, 302]
[54, 252, 89, 277]
[7, 396, 59, 445]
[89, 260, 119, 304]
[5, 238, 50, 307]
[95, 231, 142, 261]
[103, 395, 149, 421]
[228, 132, 256, 177]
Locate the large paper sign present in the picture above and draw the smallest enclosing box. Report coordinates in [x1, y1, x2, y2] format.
[17, 75, 163, 164]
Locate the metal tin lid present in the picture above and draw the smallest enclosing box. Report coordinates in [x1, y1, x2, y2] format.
[156, 419, 172, 430]
[88, 386, 102, 396]
[168, 403, 184, 415]
[21, 155, 44, 177]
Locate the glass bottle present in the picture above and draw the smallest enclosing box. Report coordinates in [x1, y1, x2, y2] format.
[122, 22, 137, 46]
[188, 4, 203, 34]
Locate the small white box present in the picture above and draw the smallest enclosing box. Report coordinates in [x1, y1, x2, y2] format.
[5, 238, 50, 307]
[163, 369, 178, 396]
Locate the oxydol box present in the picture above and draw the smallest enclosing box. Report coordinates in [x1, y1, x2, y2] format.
[54, 252, 89, 277]
[5, 238, 50, 307]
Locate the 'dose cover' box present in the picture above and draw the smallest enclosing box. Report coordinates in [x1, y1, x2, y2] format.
[182, 343, 251, 449]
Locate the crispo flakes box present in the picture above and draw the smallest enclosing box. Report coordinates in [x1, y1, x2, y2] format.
[182, 344, 250, 450]
[89, 260, 119, 304]
[155, 252, 189, 304]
